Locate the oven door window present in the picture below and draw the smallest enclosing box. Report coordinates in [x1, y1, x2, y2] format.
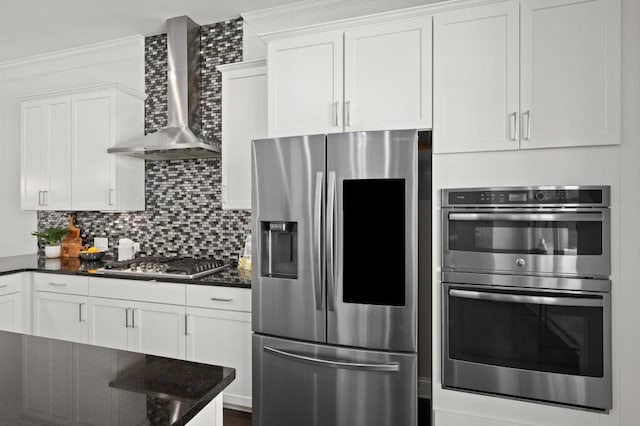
[448, 218, 602, 255]
[448, 288, 604, 377]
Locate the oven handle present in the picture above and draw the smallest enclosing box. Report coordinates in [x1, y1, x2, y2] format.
[448, 212, 603, 222]
[449, 289, 604, 307]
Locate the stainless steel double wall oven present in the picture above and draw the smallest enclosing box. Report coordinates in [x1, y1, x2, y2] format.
[441, 186, 612, 411]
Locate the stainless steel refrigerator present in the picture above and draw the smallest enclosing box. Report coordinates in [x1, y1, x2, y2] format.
[251, 130, 418, 426]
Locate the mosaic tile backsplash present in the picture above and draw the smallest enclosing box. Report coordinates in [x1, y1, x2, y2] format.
[37, 18, 250, 264]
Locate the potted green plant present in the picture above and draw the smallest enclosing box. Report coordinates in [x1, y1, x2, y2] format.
[31, 227, 69, 258]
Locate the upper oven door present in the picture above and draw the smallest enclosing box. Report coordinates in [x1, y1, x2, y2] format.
[443, 208, 610, 277]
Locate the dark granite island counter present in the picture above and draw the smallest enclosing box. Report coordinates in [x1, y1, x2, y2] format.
[0, 329, 235, 425]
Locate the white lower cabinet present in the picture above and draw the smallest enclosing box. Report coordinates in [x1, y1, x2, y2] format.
[186, 285, 252, 410]
[87, 297, 186, 359]
[131, 300, 186, 359]
[29, 274, 251, 413]
[87, 297, 130, 351]
[34, 292, 88, 344]
[0, 273, 26, 333]
[186, 306, 252, 409]
[0, 292, 23, 333]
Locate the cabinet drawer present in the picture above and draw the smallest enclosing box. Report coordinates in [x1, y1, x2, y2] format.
[0, 273, 22, 296]
[34, 273, 89, 295]
[186, 285, 251, 312]
[88, 277, 185, 305]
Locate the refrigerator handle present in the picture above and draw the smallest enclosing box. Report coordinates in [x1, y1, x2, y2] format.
[264, 346, 400, 372]
[313, 171, 324, 310]
[326, 171, 337, 312]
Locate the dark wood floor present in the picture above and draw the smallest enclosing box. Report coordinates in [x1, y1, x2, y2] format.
[223, 398, 431, 426]
[224, 409, 252, 426]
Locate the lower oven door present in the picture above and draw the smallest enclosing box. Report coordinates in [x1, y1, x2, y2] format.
[442, 281, 611, 411]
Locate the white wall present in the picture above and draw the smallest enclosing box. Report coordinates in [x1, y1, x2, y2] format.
[0, 36, 144, 257]
[616, 0, 640, 424]
[431, 0, 640, 424]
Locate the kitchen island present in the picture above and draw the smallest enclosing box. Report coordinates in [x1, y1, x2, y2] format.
[0, 328, 235, 425]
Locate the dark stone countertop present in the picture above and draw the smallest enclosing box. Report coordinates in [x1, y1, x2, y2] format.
[0, 254, 251, 288]
[0, 329, 234, 426]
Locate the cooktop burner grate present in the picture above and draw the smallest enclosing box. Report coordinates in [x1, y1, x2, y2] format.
[100, 257, 228, 279]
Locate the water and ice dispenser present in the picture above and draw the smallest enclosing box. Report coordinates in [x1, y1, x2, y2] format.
[260, 221, 298, 279]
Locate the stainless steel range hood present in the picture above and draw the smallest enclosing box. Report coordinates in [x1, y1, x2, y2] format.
[108, 16, 220, 160]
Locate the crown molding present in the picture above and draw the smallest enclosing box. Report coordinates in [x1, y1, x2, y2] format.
[257, 0, 507, 42]
[18, 82, 147, 102]
[242, 0, 368, 25]
[0, 35, 144, 70]
[217, 59, 267, 73]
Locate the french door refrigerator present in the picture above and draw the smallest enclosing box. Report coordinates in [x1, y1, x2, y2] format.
[251, 130, 418, 426]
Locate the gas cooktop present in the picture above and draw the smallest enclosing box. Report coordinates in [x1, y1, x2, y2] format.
[98, 257, 228, 279]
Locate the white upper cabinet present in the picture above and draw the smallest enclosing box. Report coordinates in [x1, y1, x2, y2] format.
[519, 0, 621, 149]
[434, 0, 621, 154]
[268, 31, 344, 137]
[434, 2, 519, 153]
[219, 60, 267, 210]
[344, 18, 432, 132]
[20, 84, 146, 211]
[21, 96, 72, 210]
[265, 17, 432, 137]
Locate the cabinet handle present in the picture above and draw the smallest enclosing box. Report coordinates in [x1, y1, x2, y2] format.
[185, 314, 190, 336]
[48, 282, 67, 287]
[333, 101, 339, 127]
[345, 100, 351, 127]
[523, 110, 531, 140]
[38, 191, 43, 206]
[108, 189, 115, 206]
[210, 296, 233, 302]
[131, 308, 137, 329]
[125, 308, 131, 328]
[509, 112, 519, 141]
[43, 191, 48, 206]
[79, 303, 86, 322]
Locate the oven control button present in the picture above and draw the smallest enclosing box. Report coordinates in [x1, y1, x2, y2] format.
[535, 192, 545, 201]
[516, 258, 526, 267]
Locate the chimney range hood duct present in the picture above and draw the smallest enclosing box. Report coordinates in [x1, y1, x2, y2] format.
[108, 16, 220, 160]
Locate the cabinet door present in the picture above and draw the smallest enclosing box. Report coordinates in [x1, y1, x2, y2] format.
[344, 18, 432, 132]
[221, 63, 267, 210]
[71, 89, 117, 210]
[433, 1, 520, 153]
[186, 307, 252, 409]
[0, 292, 23, 333]
[20, 101, 45, 210]
[21, 96, 72, 211]
[43, 97, 72, 210]
[87, 297, 130, 351]
[520, 0, 621, 149]
[267, 31, 343, 137]
[130, 301, 186, 359]
[34, 292, 88, 343]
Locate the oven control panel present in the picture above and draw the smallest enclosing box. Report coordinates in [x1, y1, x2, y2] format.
[443, 186, 609, 207]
